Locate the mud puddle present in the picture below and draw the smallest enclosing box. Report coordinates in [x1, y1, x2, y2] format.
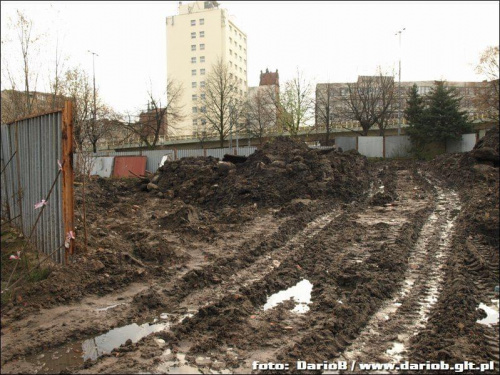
[21, 312, 188, 374]
[155, 351, 232, 374]
[263, 279, 313, 313]
[477, 301, 499, 326]
[333, 180, 461, 369]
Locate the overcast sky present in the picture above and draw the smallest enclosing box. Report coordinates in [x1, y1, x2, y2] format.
[1, 1, 499, 114]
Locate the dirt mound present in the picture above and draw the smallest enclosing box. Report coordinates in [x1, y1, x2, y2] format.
[428, 126, 499, 241]
[154, 137, 369, 208]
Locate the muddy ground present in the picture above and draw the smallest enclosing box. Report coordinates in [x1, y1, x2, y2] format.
[1, 133, 498, 374]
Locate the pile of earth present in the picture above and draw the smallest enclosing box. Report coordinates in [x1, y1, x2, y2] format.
[1, 248, 145, 320]
[153, 137, 370, 208]
[427, 126, 499, 240]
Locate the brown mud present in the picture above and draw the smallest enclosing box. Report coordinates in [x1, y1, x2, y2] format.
[1, 134, 498, 374]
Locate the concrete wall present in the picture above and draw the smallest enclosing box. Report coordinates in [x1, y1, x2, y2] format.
[335, 136, 357, 151]
[358, 136, 384, 158]
[385, 135, 411, 158]
[446, 133, 477, 153]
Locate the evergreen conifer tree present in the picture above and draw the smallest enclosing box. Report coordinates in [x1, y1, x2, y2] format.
[404, 84, 426, 148]
[424, 81, 472, 143]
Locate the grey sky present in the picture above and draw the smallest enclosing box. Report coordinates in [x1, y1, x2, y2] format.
[1, 1, 499, 114]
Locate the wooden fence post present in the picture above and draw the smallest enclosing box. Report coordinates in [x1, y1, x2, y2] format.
[62, 101, 75, 263]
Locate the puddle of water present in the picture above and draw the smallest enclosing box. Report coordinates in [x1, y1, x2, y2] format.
[263, 279, 313, 314]
[23, 315, 173, 374]
[386, 342, 405, 362]
[81, 321, 169, 361]
[477, 303, 499, 326]
[157, 352, 204, 374]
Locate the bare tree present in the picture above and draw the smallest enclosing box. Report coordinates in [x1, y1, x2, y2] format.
[474, 45, 499, 120]
[124, 78, 184, 148]
[278, 69, 314, 137]
[85, 104, 120, 153]
[48, 36, 67, 111]
[1, 10, 43, 123]
[342, 73, 396, 136]
[315, 83, 338, 145]
[60, 67, 93, 150]
[245, 86, 277, 145]
[199, 58, 243, 148]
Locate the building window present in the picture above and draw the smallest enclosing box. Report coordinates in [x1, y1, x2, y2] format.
[229, 61, 233, 67]
[201, 106, 206, 113]
[192, 69, 197, 76]
[199, 18, 204, 25]
[191, 45, 196, 51]
[239, 56, 242, 62]
[192, 107, 198, 113]
[191, 32, 196, 39]
[193, 119, 198, 126]
[229, 73, 233, 79]
[239, 33, 241, 39]
[200, 81, 205, 88]
[192, 94, 197, 101]
[229, 37, 232, 43]
[200, 68, 205, 75]
[239, 45, 242, 50]
[201, 118, 207, 125]
[192, 82, 197, 88]
[199, 31, 205, 38]
[229, 25, 232, 31]
[201, 93, 206, 100]
[200, 43, 205, 50]
[191, 57, 196, 63]
[239, 67, 242, 73]
[191, 20, 196, 26]
[229, 49, 232, 56]
[200, 56, 205, 63]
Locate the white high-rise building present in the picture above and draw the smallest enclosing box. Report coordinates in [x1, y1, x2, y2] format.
[166, 1, 248, 137]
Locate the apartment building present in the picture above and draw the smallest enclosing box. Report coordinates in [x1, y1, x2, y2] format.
[315, 79, 489, 129]
[166, 1, 248, 137]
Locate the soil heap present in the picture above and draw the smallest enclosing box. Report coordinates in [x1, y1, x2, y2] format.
[154, 137, 369, 208]
[428, 126, 499, 240]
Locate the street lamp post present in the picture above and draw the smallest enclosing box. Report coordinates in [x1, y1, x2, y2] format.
[88, 50, 99, 132]
[396, 28, 405, 136]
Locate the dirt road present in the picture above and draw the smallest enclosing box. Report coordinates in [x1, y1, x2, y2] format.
[1, 138, 498, 374]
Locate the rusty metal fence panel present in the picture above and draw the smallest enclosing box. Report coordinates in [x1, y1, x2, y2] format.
[1, 112, 67, 264]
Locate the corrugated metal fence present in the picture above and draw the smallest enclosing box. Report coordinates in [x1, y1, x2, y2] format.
[83, 146, 258, 174]
[1, 105, 74, 264]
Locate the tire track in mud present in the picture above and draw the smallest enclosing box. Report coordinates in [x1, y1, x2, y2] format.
[164, 203, 340, 304]
[148, 168, 436, 374]
[464, 236, 499, 369]
[332, 177, 461, 372]
[178, 210, 343, 310]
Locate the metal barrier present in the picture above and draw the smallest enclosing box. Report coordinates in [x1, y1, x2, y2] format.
[0, 103, 74, 264]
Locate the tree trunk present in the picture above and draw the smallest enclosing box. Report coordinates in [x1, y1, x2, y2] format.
[92, 141, 97, 153]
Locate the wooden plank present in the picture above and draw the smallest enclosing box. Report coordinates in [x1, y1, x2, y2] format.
[61, 101, 75, 263]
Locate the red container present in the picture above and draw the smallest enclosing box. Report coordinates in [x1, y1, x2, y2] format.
[112, 156, 147, 178]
